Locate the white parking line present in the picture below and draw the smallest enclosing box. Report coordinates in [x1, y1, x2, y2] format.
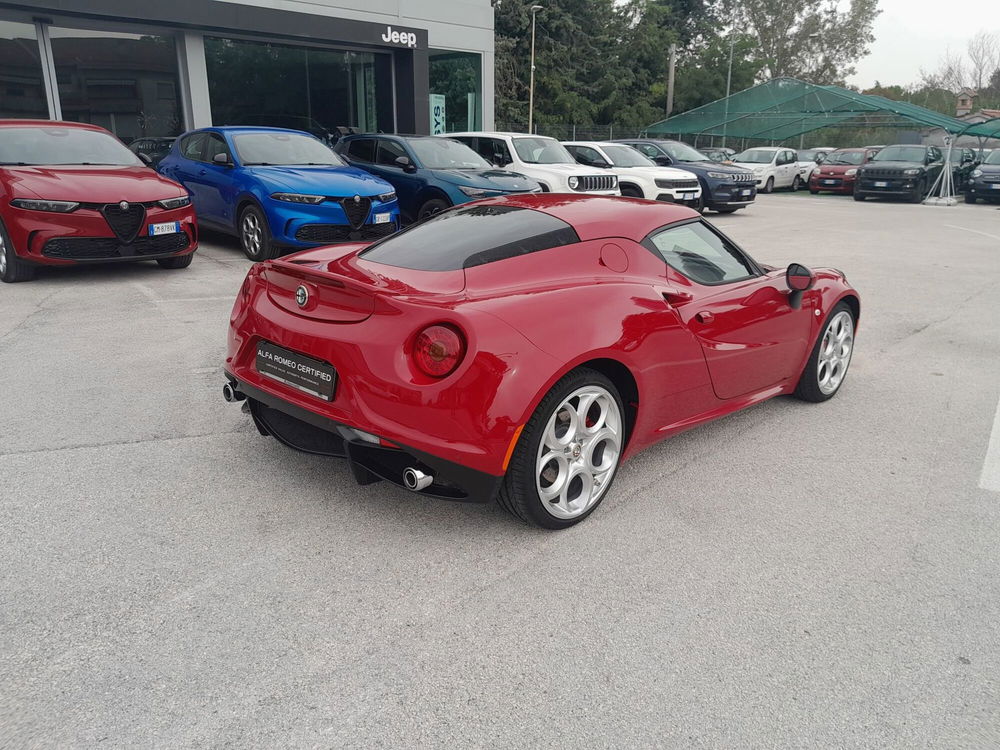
[944, 224, 1000, 242]
[982, 395, 1000, 493]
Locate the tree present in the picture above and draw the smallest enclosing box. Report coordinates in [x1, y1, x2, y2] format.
[721, 0, 880, 85]
[967, 31, 1000, 91]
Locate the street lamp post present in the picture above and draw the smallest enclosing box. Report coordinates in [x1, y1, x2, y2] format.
[722, 37, 734, 148]
[528, 4, 542, 134]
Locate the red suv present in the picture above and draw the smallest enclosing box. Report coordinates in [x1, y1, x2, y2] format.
[808, 147, 880, 195]
[0, 120, 196, 282]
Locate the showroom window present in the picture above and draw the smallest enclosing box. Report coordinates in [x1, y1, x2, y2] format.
[204, 37, 392, 138]
[429, 50, 483, 134]
[47, 27, 183, 142]
[0, 20, 48, 119]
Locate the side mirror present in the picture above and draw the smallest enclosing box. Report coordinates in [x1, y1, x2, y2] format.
[395, 155, 417, 173]
[786, 262, 815, 310]
[653, 155, 672, 166]
[137, 152, 153, 166]
[815, 154, 825, 164]
[213, 152, 232, 167]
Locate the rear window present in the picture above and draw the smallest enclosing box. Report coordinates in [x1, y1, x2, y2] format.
[360, 205, 580, 271]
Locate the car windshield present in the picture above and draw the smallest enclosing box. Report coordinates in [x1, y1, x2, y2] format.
[233, 132, 343, 166]
[409, 138, 491, 169]
[734, 149, 777, 164]
[824, 151, 865, 165]
[0, 126, 140, 166]
[945, 150, 968, 162]
[985, 150, 1000, 165]
[872, 146, 927, 163]
[512, 137, 577, 164]
[663, 142, 710, 162]
[601, 144, 654, 167]
[798, 149, 820, 161]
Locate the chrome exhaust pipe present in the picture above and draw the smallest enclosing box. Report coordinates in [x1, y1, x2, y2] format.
[222, 382, 244, 403]
[403, 467, 433, 492]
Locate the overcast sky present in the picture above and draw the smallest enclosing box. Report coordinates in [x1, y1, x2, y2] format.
[847, 0, 1000, 88]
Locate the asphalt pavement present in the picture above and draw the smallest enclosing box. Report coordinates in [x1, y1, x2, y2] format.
[2, 193, 999, 748]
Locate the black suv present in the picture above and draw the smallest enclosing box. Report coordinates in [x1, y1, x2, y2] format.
[612, 138, 756, 213]
[855, 144, 944, 203]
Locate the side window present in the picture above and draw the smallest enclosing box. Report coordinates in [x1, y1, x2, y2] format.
[782, 150, 795, 165]
[477, 137, 512, 166]
[929, 147, 941, 163]
[565, 145, 607, 166]
[180, 133, 205, 160]
[202, 134, 231, 164]
[636, 144, 661, 158]
[645, 221, 757, 285]
[346, 138, 375, 163]
[376, 139, 408, 167]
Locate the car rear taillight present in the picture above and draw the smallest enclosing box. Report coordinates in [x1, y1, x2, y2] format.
[413, 324, 466, 378]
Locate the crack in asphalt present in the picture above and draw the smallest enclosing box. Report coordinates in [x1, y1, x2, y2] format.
[0, 288, 62, 345]
[0, 427, 251, 459]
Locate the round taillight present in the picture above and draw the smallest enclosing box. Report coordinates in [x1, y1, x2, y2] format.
[413, 324, 465, 378]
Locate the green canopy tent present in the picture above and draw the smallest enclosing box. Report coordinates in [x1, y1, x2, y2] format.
[643, 78, 999, 202]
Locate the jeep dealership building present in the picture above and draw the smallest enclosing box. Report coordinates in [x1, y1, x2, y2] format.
[0, 0, 494, 142]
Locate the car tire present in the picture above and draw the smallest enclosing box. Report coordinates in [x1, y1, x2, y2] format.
[0, 219, 35, 283]
[965, 192, 977, 204]
[793, 301, 855, 403]
[809, 187, 819, 195]
[762, 177, 774, 194]
[417, 198, 450, 221]
[497, 368, 625, 529]
[792, 175, 802, 191]
[909, 179, 926, 204]
[853, 191, 866, 202]
[239, 204, 279, 261]
[156, 253, 194, 269]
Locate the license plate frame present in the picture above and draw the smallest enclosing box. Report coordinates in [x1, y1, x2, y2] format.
[148, 221, 181, 236]
[874, 181, 888, 188]
[741, 189, 752, 196]
[823, 179, 837, 185]
[255, 341, 336, 401]
[373, 212, 393, 225]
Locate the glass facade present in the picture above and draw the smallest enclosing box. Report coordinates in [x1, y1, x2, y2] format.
[429, 50, 483, 133]
[48, 27, 183, 142]
[204, 37, 392, 138]
[0, 20, 47, 119]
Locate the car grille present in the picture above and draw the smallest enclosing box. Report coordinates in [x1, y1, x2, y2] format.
[42, 233, 190, 259]
[98, 203, 147, 243]
[862, 168, 912, 179]
[575, 175, 617, 192]
[339, 196, 372, 229]
[730, 172, 755, 183]
[655, 179, 700, 189]
[295, 221, 398, 244]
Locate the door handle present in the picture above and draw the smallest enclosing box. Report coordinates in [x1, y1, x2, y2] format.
[659, 288, 693, 306]
[695, 311, 715, 324]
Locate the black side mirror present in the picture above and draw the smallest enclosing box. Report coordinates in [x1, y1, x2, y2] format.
[395, 155, 417, 173]
[137, 152, 153, 166]
[653, 155, 672, 166]
[786, 263, 816, 310]
[213, 152, 232, 167]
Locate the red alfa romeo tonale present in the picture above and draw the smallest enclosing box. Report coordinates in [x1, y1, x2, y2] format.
[224, 194, 859, 528]
[0, 120, 196, 282]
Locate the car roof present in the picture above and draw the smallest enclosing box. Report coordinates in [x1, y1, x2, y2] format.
[199, 126, 315, 136]
[0, 119, 110, 133]
[473, 193, 697, 243]
[446, 131, 558, 140]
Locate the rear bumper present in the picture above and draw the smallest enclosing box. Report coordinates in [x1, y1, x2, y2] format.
[226, 371, 501, 503]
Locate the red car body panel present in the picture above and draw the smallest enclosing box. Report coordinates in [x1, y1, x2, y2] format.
[0, 120, 196, 266]
[225, 195, 859, 499]
[809, 148, 879, 194]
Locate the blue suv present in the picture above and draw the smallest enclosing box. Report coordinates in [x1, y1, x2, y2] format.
[158, 127, 400, 260]
[612, 138, 757, 213]
[335, 134, 540, 222]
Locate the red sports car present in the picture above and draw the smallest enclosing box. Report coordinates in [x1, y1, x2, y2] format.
[809, 147, 880, 195]
[224, 195, 859, 528]
[0, 120, 196, 283]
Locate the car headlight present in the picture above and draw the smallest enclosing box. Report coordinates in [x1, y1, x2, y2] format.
[706, 172, 731, 179]
[902, 168, 921, 176]
[845, 169, 858, 177]
[157, 195, 191, 210]
[10, 198, 79, 213]
[457, 185, 500, 198]
[568, 176, 580, 190]
[270, 192, 325, 204]
[971, 169, 983, 178]
[376, 191, 397, 203]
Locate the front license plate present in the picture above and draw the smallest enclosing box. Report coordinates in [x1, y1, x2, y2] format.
[874, 181, 888, 188]
[992, 184, 1000, 189]
[741, 189, 752, 196]
[255, 341, 336, 401]
[148, 221, 180, 236]
[823, 179, 837, 185]
[373, 212, 392, 224]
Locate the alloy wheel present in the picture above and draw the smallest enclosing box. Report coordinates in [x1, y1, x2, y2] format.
[242, 211, 262, 257]
[817, 310, 854, 395]
[535, 385, 622, 520]
[0, 232, 7, 276]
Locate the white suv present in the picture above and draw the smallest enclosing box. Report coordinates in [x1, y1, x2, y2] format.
[445, 132, 620, 195]
[563, 141, 702, 207]
[732, 147, 801, 192]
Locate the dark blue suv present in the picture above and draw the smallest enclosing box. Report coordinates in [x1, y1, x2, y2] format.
[613, 138, 757, 213]
[335, 134, 540, 222]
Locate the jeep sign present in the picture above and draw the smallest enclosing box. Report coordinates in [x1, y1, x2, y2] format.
[381, 26, 418, 48]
